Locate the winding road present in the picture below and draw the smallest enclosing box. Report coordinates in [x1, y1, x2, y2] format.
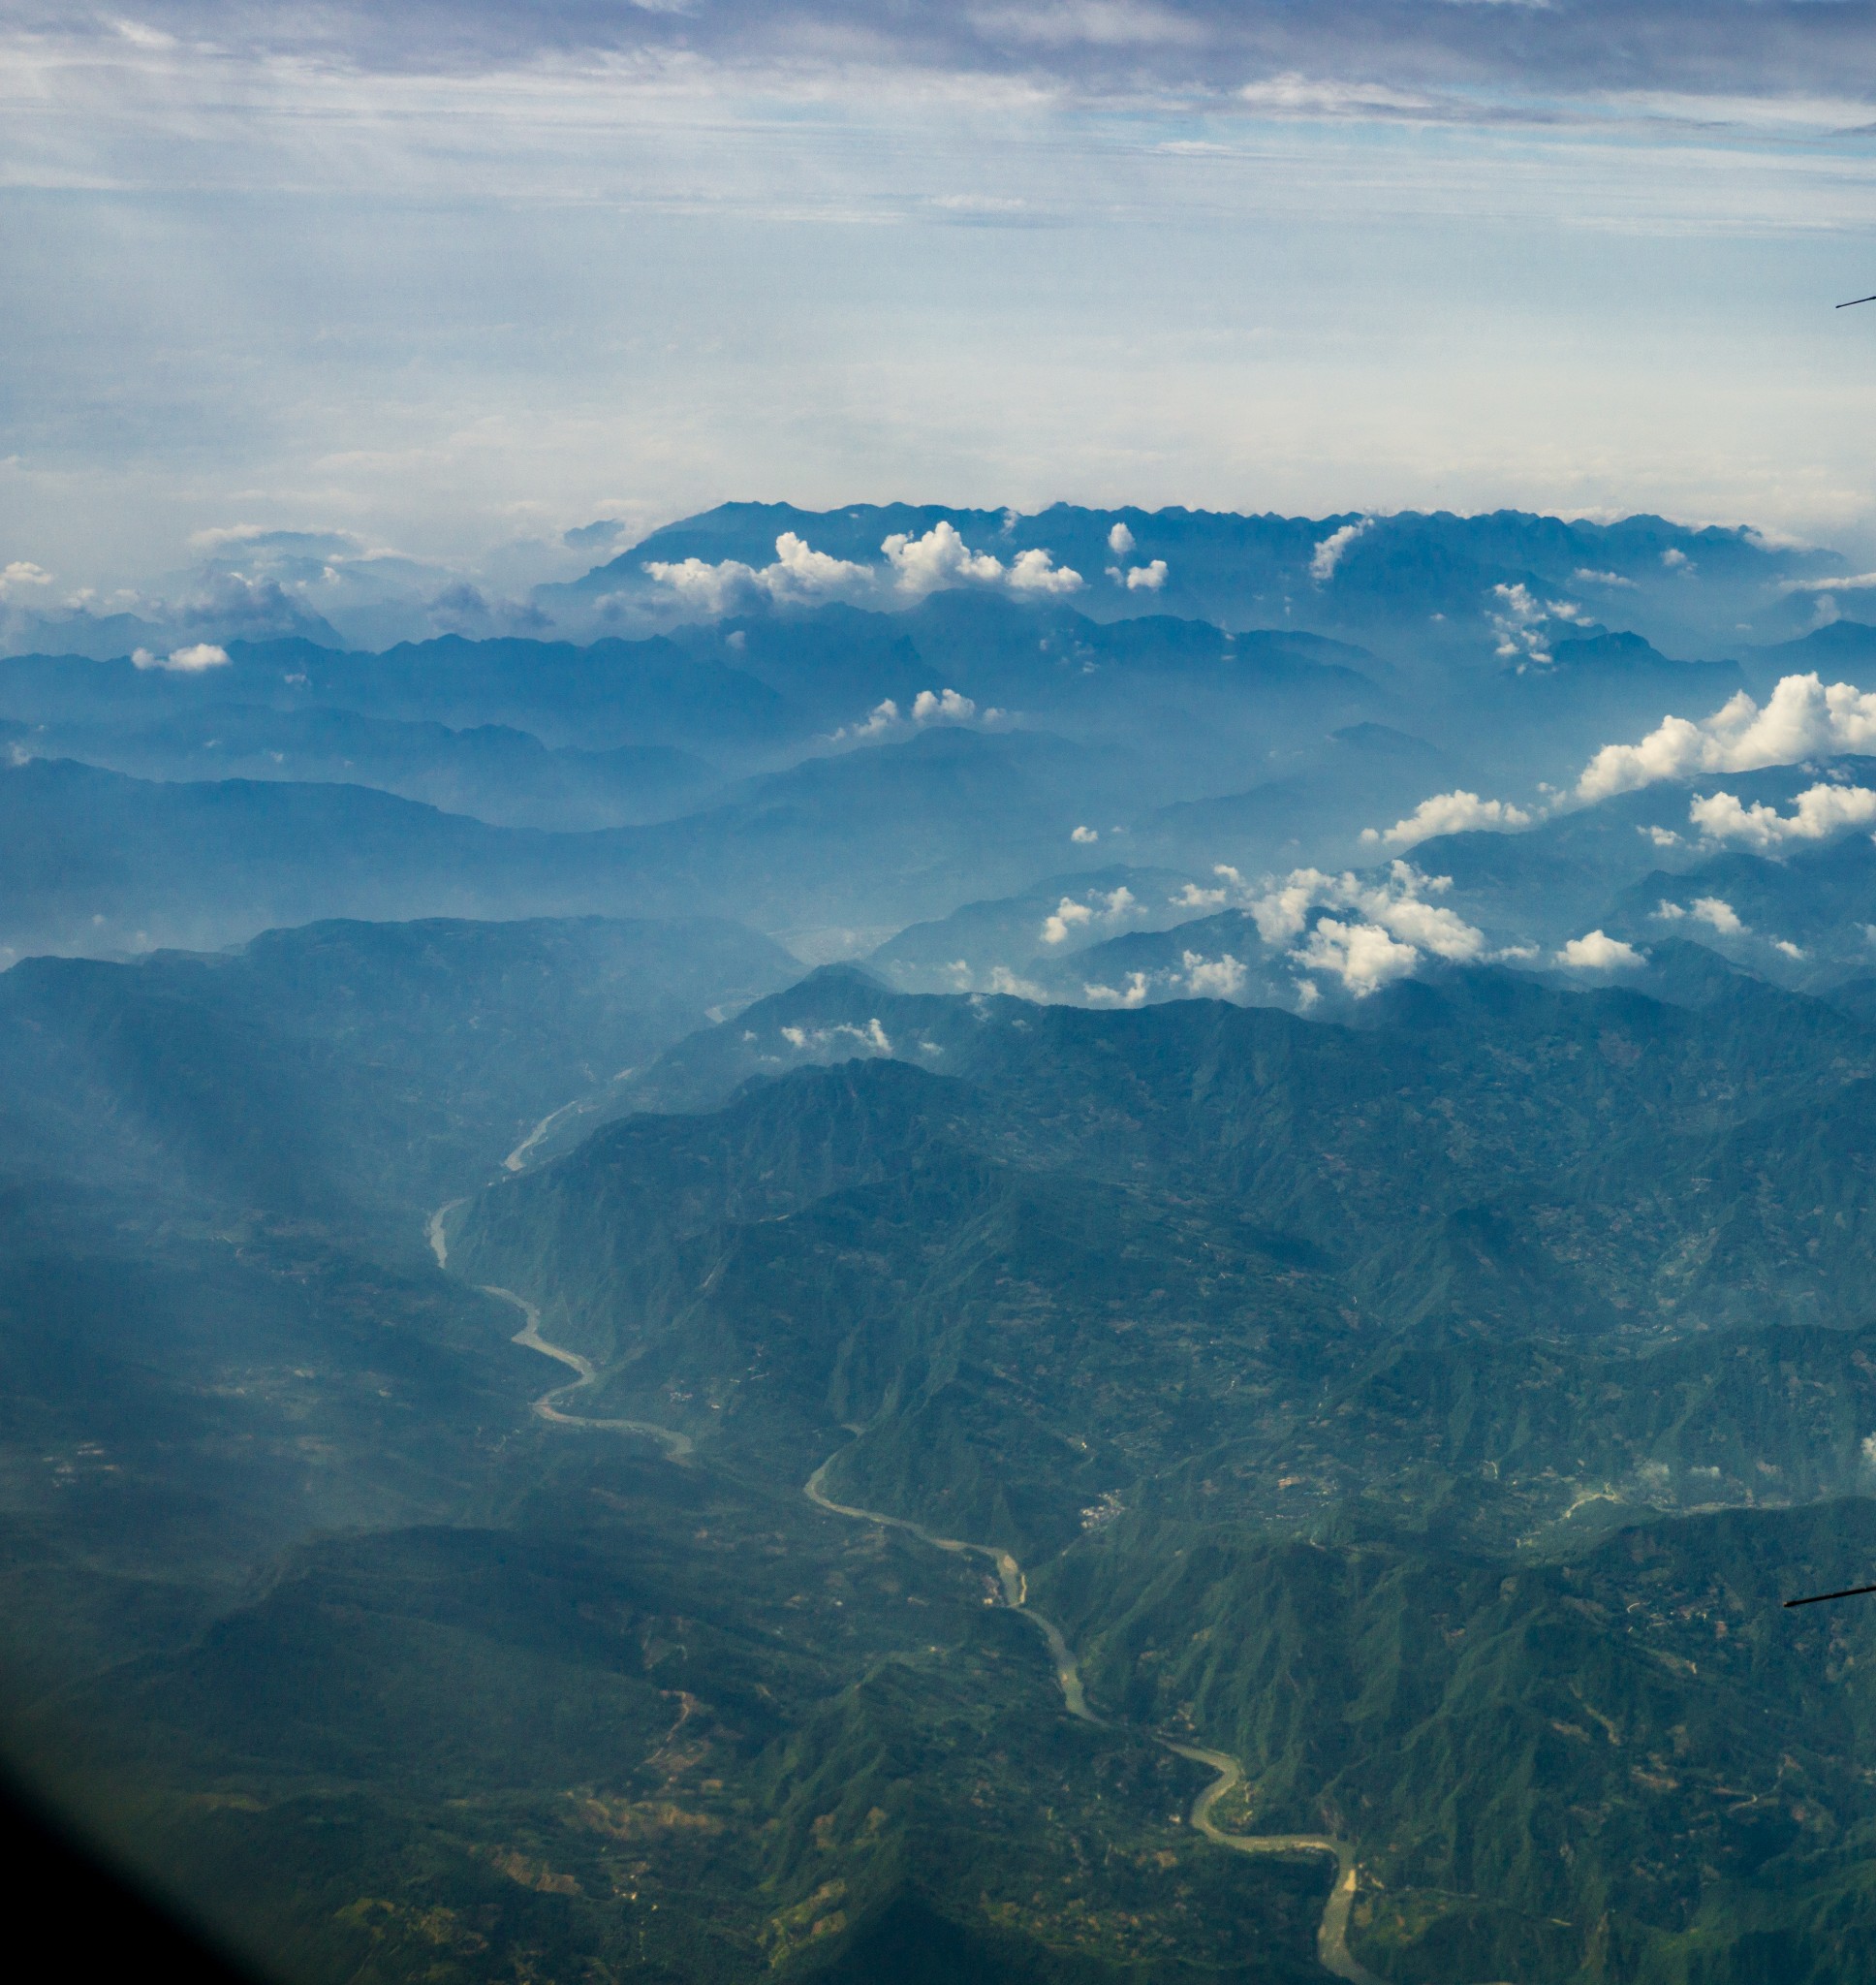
[431, 1192, 1374, 1981]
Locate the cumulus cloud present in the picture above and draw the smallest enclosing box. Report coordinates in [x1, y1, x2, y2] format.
[912, 686, 978, 722]
[1246, 860, 1491, 999]
[766, 530, 874, 601]
[882, 520, 1005, 594]
[132, 643, 231, 673]
[1248, 861, 1479, 957]
[836, 698, 903, 741]
[0, 561, 52, 599]
[642, 554, 761, 614]
[1107, 521, 1135, 555]
[831, 684, 998, 742]
[1124, 560, 1168, 591]
[1574, 568, 1638, 589]
[1687, 782, 1876, 850]
[1007, 547, 1083, 595]
[1556, 929, 1643, 971]
[1577, 675, 1876, 802]
[1362, 789, 1534, 848]
[1084, 972, 1150, 1009]
[1489, 582, 1556, 665]
[1294, 918, 1421, 996]
[1309, 517, 1370, 583]
[1182, 951, 1247, 998]
[1042, 885, 1140, 946]
[1656, 896, 1746, 934]
[646, 530, 870, 613]
[1071, 824, 1100, 844]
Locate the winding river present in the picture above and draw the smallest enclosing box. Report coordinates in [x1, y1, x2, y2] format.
[806, 1445, 1380, 1985]
[432, 1199, 1376, 1981]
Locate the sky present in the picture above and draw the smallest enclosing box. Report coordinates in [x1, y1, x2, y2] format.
[7, 1, 1876, 596]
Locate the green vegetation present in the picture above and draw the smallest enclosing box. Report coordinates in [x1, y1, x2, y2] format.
[17, 879, 1876, 1977]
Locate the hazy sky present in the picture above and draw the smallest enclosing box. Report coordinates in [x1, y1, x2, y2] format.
[7, 2, 1876, 591]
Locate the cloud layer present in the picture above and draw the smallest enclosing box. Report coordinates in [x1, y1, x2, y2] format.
[57, 4, 1876, 110]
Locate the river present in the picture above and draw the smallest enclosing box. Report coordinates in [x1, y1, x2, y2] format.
[435, 1201, 1379, 1982]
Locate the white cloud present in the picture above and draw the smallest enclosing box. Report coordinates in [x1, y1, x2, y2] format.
[642, 553, 760, 613]
[132, 643, 230, 673]
[833, 697, 902, 740]
[1007, 547, 1083, 595]
[1375, 892, 1490, 961]
[1574, 568, 1638, 589]
[1084, 972, 1149, 1008]
[1556, 929, 1643, 970]
[831, 684, 997, 742]
[911, 686, 978, 723]
[1691, 896, 1744, 935]
[985, 965, 1047, 1000]
[1107, 520, 1135, 555]
[1489, 581, 1552, 665]
[766, 530, 872, 601]
[1124, 559, 1168, 591]
[1043, 898, 1095, 944]
[1577, 675, 1876, 803]
[1782, 571, 1876, 595]
[1309, 517, 1370, 583]
[646, 531, 870, 614]
[1182, 951, 1246, 998]
[1252, 859, 1489, 999]
[1657, 896, 1746, 934]
[1250, 859, 1483, 957]
[1071, 824, 1099, 843]
[1294, 918, 1421, 996]
[1773, 939, 1806, 960]
[0, 561, 52, 598]
[1687, 781, 1876, 850]
[778, 1018, 893, 1054]
[1237, 74, 1437, 116]
[1172, 881, 1228, 909]
[1361, 789, 1533, 848]
[1041, 885, 1140, 945]
[882, 520, 1005, 594]
[1661, 547, 1691, 570]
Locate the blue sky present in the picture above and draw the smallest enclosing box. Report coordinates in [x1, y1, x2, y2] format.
[6, 2, 1876, 598]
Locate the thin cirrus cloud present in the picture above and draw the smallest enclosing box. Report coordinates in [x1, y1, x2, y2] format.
[13, 2, 1876, 586]
[47, 3, 1876, 109]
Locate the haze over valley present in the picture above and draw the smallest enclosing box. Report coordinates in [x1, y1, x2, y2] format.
[10, 497, 1876, 1982]
[16, 0, 1876, 1977]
